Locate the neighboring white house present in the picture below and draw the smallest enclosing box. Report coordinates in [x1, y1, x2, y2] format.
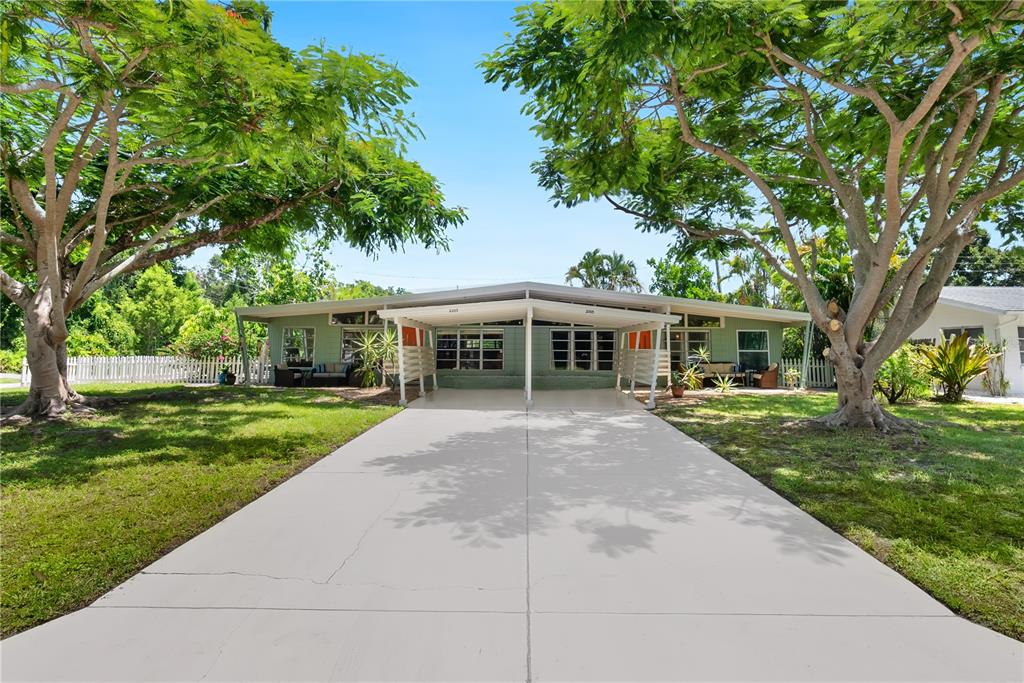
[911, 286, 1024, 396]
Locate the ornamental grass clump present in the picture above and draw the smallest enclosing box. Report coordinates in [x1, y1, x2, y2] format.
[918, 334, 1000, 403]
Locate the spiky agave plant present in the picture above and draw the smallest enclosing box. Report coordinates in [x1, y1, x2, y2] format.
[917, 335, 1000, 403]
[352, 328, 399, 388]
[711, 374, 735, 393]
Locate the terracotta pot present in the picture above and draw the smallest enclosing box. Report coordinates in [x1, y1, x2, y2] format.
[670, 385, 686, 398]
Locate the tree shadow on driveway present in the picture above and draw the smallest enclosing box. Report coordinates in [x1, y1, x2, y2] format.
[364, 409, 853, 565]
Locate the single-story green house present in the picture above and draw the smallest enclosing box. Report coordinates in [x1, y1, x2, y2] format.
[234, 281, 812, 407]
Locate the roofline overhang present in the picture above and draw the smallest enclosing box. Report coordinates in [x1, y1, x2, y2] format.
[934, 297, 1018, 316]
[234, 280, 811, 325]
[378, 298, 681, 330]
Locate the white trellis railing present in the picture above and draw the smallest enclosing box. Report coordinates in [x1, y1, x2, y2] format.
[20, 355, 272, 386]
[781, 357, 835, 388]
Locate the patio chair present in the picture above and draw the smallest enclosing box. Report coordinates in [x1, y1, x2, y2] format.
[752, 363, 779, 389]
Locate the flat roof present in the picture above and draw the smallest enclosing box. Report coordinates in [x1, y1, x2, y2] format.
[234, 281, 812, 325]
[938, 286, 1024, 314]
[380, 298, 681, 331]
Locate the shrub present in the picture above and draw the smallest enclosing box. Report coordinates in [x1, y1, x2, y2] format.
[0, 348, 24, 373]
[978, 338, 1010, 397]
[918, 334, 1000, 403]
[171, 303, 240, 359]
[873, 343, 930, 404]
[66, 329, 118, 357]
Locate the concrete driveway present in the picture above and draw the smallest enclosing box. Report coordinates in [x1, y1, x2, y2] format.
[3, 389, 1021, 681]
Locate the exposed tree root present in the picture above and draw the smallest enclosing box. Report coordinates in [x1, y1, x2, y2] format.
[0, 389, 93, 424]
[808, 400, 919, 434]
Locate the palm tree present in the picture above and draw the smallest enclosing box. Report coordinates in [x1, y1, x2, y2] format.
[565, 249, 643, 292]
[604, 251, 643, 292]
[565, 249, 609, 289]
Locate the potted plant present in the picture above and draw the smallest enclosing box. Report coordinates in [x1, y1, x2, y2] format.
[670, 370, 686, 398]
[784, 367, 801, 390]
[218, 364, 236, 385]
[669, 364, 703, 397]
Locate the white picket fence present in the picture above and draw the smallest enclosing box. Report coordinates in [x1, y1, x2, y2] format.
[781, 357, 835, 388]
[21, 353, 837, 390]
[20, 355, 272, 386]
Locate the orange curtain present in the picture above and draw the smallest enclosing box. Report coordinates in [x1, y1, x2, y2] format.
[401, 327, 422, 346]
[628, 331, 652, 349]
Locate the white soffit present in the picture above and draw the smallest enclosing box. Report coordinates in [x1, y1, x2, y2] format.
[378, 298, 680, 330]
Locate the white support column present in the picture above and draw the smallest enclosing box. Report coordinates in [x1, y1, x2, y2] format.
[663, 322, 671, 390]
[235, 313, 250, 385]
[629, 330, 639, 396]
[429, 328, 438, 391]
[524, 306, 533, 406]
[417, 329, 426, 397]
[801, 320, 812, 389]
[647, 325, 662, 409]
[615, 330, 624, 391]
[397, 320, 407, 406]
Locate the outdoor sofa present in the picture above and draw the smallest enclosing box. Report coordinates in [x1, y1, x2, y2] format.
[698, 362, 746, 387]
[273, 362, 351, 387]
[308, 362, 351, 387]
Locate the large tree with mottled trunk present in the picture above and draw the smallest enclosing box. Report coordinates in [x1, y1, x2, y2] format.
[0, 0, 464, 418]
[484, 0, 1024, 430]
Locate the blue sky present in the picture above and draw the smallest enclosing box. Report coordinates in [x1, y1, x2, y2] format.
[263, 0, 674, 292]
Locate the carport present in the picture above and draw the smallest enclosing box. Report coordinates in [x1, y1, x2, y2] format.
[378, 297, 680, 409]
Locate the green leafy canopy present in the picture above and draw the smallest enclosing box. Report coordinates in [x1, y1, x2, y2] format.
[482, 0, 1023, 401]
[1, 0, 465, 309]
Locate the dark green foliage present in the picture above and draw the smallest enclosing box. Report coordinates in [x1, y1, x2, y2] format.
[565, 248, 643, 291]
[647, 244, 721, 300]
[873, 342, 930, 404]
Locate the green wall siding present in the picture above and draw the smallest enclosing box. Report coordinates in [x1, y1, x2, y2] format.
[267, 313, 340, 365]
[699, 317, 786, 367]
[266, 314, 793, 388]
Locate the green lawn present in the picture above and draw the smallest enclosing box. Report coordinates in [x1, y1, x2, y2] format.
[656, 392, 1024, 641]
[0, 384, 399, 637]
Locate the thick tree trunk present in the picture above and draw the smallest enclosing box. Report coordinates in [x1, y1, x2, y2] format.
[7, 294, 83, 419]
[813, 359, 910, 432]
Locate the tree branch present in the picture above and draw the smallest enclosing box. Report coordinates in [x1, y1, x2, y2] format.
[0, 267, 32, 308]
[661, 60, 822, 315]
[0, 79, 69, 94]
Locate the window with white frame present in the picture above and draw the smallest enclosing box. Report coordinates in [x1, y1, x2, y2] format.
[551, 329, 615, 371]
[941, 326, 985, 343]
[282, 327, 315, 365]
[1018, 327, 1024, 365]
[669, 329, 711, 368]
[436, 329, 503, 370]
[736, 330, 769, 371]
[331, 311, 368, 325]
[684, 313, 722, 328]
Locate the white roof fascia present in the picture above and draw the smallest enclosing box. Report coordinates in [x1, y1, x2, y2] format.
[379, 298, 679, 330]
[236, 280, 809, 324]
